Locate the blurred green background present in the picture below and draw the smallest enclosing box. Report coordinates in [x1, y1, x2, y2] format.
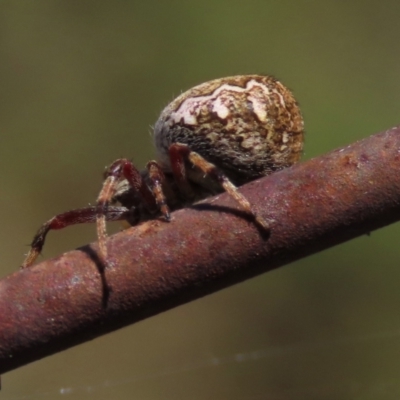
[1, 1, 400, 399]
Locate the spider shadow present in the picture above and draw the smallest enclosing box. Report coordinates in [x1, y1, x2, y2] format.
[79, 245, 111, 309]
[77, 203, 269, 309]
[189, 203, 271, 240]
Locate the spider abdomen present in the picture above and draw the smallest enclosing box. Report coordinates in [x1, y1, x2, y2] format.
[154, 75, 304, 185]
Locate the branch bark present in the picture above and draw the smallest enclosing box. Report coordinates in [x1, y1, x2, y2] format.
[1, 125, 400, 374]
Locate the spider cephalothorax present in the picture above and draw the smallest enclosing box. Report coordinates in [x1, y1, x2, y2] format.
[22, 75, 304, 268]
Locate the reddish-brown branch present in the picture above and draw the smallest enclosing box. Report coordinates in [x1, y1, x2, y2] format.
[1, 125, 400, 374]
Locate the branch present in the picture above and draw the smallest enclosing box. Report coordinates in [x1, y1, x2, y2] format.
[1, 125, 400, 374]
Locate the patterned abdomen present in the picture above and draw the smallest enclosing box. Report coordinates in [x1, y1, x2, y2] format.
[154, 75, 304, 184]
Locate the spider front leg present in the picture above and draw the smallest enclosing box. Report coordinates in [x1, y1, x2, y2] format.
[22, 158, 163, 269]
[96, 158, 172, 264]
[168, 143, 270, 230]
[21, 206, 130, 269]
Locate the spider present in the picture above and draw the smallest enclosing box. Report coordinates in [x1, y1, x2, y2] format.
[21, 75, 304, 269]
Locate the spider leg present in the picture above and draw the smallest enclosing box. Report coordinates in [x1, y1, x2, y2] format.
[21, 206, 130, 269]
[168, 143, 196, 199]
[97, 158, 159, 264]
[146, 161, 171, 221]
[168, 143, 269, 230]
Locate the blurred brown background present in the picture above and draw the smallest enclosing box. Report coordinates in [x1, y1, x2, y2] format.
[1, 1, 400, 399]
